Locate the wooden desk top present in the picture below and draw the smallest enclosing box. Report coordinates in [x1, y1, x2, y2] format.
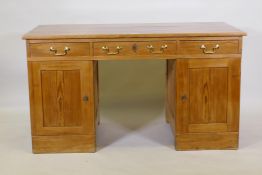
[23, 22, 246, 40]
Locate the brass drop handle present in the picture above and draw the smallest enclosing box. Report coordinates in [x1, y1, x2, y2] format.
[101, 46, 122, 55]
[49, 46, 70, 56]
[147, 44, 168, 54]
[200, 44, 220, 54]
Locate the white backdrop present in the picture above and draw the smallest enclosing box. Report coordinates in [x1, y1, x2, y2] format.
[0, 0, 261, 110]
[1, 1, 262, 174]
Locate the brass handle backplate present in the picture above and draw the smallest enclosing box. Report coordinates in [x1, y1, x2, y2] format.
[200, 44, 220, 54]
[49, 46, 70, 56]
[146, 44, 168, 54]
[101, 46, 122, 55]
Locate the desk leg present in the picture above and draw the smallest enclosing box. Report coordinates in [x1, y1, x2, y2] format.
[166, 60, 176, 129]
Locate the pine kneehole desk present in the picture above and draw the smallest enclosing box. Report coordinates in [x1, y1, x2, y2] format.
[23, 23, 246, 153]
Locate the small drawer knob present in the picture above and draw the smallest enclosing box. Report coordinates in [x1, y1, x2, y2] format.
[181, 95, 187, 101]
[83, 96, 89, 102]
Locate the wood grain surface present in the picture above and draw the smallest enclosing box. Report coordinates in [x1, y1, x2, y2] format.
[23, 22, 246, 39]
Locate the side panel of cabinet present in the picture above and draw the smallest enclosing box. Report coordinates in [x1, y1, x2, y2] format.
[28, 61, 95, 136]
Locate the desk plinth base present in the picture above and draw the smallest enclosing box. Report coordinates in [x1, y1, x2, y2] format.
[32, 135, 96, 153]
[175, 133, 239, 151]
[167, 106, 239, 151]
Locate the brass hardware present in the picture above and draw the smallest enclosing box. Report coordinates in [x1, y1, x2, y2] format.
[181, 95, 187, 101]
[200, 44, 220, 54]
[83, 96, 88, 102]
[101, 46, 122, 55]
[146, 44, 168, 54]
[49, 46, 70, 56]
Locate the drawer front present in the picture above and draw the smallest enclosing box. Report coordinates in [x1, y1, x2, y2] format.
[30, 43, 90, 57]
[179, 40, 239, 54]
[93, 41, 177, 57]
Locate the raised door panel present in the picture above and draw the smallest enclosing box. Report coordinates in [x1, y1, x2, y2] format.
[188, 67, 228, 124]
[28, 61, 95, 136]
[41, 70, 82, 127]
[175, 58, 240, 134]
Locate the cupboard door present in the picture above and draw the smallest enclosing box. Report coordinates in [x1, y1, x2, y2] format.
[175, 58, 240, 134]
[28, 61, 95, 136]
